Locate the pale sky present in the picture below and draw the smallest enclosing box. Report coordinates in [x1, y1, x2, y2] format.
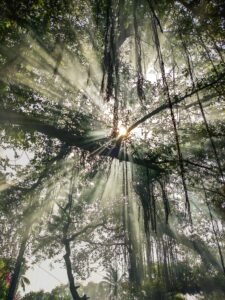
[20, 258, 105, 296]
[20, 259, 68, 295]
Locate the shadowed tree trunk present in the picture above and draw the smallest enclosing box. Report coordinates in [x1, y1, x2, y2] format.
[63, 240, 87, 300]
[60, 191, 104, 300]
[7, 229, 29, 300]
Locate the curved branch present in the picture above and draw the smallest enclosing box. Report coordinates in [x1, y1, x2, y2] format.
[0, 109, 162, 171]
[127, 72, 225, 133]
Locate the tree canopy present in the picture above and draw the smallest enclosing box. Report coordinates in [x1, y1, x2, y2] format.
[0, 0, 225, 299]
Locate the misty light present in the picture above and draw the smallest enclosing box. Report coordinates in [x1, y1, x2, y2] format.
[118, 125, 127, 137]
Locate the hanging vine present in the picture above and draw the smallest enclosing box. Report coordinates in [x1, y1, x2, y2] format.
[149, 1, 192, 221]
[180, 34, 224, 181]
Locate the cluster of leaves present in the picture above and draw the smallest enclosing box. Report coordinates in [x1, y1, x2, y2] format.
[0, 0, 225, 299]
[0, 258, 12, 299]
[120, 262, 225, 299]
[22, 284, 71, 300]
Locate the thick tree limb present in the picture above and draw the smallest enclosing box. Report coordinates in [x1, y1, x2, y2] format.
[63, 240, 85, 300]
[1, 73, 224, 172]
[0, 109, 162, 171]
[127, 72, 225, 132]
[7, 228, 30, 300]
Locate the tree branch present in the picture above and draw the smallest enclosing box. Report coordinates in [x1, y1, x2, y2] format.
[85, 239, 125, 247]
[127, 72, 225, 132]
[1, 72, 224, 173]
[156, 159, 217, 173]
[67, 222, 105, 242]
[0, 109, 162, 171]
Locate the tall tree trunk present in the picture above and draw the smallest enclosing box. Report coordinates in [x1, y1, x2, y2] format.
[7, 230, 29, 300]
[63, 241, 88, 300]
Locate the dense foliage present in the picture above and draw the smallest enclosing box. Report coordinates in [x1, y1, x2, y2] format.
[0, 0, 225, 299]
